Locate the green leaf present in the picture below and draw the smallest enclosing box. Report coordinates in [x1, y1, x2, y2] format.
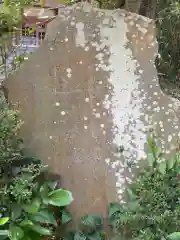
[28, 224, 52, 236]
[125, 201, 140, 212]
[23, 198, 41, 214]
[81, 215, 103, 233]
[167, 232, 180, 240]
[126, 188, 137, 200]
[158, 161, 167, 175]
[0, 230, 9, 236]
[61, 209, 72, 224]
[47, 180, 58, 190]
[74, 231, 86, 240]
[21, 230, 40, 240]
[11, 205, 22, 221]
[108, 203, 121, 218]
[30, 210, 57, 226]
[0, 217, 9, 225]
[9, 225, 24, 240]
[20, 220, 34, 227]
[46, 189, 73, 207]
[147, 152, 155, 167]
[88, 232, 105, 240]
[155, 146, 162, 158]
[167, 157, 175, 170]
[40, 183, 50, 198]
[176, 153, 180, 163]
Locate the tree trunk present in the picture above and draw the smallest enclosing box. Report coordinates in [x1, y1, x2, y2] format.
[139, 0, 157, 19]
[125, 0, 142, 13]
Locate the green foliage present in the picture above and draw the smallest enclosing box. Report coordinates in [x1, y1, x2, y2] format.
[0, 104, 23, 164]
[108, 135, 180, 240]
[0, 103, 43, 205]
[0, 102, 73, 240]
[0, 0, 35, 36]
[155, 0, 180, 84]
[168, 232, 180, 240]
[0, 180, 73, 240]
[64, 215, 105, 240]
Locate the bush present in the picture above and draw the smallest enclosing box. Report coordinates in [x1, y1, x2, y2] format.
[108, 134, 180, 240]
[0, 102, 43, 205]
[155, 0, 180, 84]
[0, 103, 73, 240]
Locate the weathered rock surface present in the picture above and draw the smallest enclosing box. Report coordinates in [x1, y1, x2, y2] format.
[5, 3, 180, 220]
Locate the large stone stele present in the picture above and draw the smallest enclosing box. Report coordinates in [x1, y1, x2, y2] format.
[5, 3, 180, 221]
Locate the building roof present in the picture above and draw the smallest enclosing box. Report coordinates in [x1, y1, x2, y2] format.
[23, 7, 56, 25]
[33, 0, 64, 9]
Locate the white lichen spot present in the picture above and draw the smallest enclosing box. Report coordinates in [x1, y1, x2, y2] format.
[49, 136, 53, 139]
[64, 37, 68, 42]
[85, 97, 89, 102]
[84, 116, 88, 120]
[105, 158, 110, 164]
[67, 73, 72, 78]
[85, 46, 89, 51]
[60, 111, 66, 116]
[66, 68, 72, 73]
[116, 182, 122, 187]
[117, 189, 124, 194]
[95, 113, 101, 118]
[168, 135, 172, 142]
[84, 125, 88, 130]
[55, 102, 60, 107]
[75, 22, 86, 47]
[100, 123, 104, 128]
[70, 21, 75, 26]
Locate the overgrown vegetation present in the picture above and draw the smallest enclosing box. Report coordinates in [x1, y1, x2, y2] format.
[155, 0, 180, 98]
[0, 103, 73, 240]
[60, 134, 180, 240]
[108, 134, 180, 240]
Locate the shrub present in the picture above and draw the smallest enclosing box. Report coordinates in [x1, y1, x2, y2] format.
[0, 103, 43, 206]
[0, 102, 73, 240]
[108, 134, 180, 240]
[155, 0, 180, 84]
[64, 214, 105, 240]
[0, 179, 73, 240]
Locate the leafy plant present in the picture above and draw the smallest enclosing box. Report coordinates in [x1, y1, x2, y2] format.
[155, 0, 180, 90]
[0, 179, 73, 240]
[108, 134, 180, 240]
[64, 214, 105, 240]
[0, 103, 43, 206]
[167, 232, 180, 240]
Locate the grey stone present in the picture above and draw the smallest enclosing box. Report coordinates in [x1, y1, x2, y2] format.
[5, 3, 180, 220]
